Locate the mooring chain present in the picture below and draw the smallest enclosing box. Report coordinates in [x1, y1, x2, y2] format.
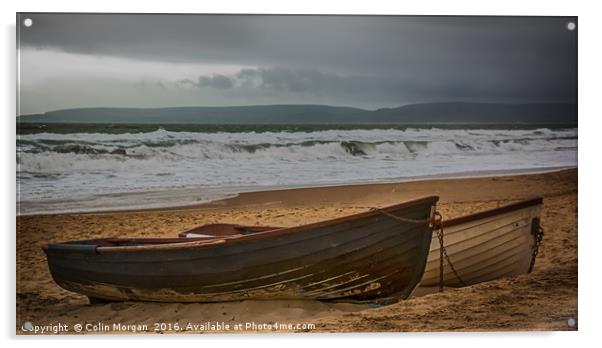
[371, 208, 466, 291]
[528, 225, 544, 273]
[433, 216, 467, 289]
[432, 211, 445, 292]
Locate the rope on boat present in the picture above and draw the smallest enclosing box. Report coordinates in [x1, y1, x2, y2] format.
[369, 207, 432, 225]
[371, 208, 467, 291]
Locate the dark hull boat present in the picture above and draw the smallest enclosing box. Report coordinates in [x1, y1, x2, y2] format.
[43, 196, 438, 304]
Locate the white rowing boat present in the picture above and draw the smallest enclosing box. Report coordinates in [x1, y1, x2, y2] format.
[420, 197, 543, 287]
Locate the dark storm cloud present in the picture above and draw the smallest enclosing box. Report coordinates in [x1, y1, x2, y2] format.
[222, 67, 348, 93]
[18, 13, 577, 106]
[180, 74, 235, 89]
[181, 65, 574, 104]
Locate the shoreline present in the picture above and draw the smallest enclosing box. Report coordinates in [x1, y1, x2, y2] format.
[18, 165, 576, 217]
[17, 168, 577, 332]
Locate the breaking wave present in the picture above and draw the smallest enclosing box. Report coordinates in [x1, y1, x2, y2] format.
[18, 128, 577, 160]
[17, 126, 577, 214]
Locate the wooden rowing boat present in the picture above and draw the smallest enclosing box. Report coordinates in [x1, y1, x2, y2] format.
[420, 197, 544, 287]
[43, 196, 438, 304]
[178, 197, 544, 290]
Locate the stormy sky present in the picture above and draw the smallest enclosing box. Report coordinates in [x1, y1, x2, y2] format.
[17, 14, 577, 115]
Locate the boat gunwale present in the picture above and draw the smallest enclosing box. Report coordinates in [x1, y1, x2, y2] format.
[45, 195, 438, 254]
[441, 197, 542, 228]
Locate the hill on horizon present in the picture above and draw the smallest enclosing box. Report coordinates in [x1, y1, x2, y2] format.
[18, 102, 578, 125]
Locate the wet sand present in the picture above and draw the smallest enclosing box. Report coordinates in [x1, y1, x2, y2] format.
[16, 168, 578, 333]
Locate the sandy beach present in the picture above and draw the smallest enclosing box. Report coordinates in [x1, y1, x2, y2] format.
[16, 168, 578, 333]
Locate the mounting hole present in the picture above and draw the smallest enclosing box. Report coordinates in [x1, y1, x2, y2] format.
[23, 18, 33, 27]
[567, 318, 576, 327]
[567, 22, 576, 31]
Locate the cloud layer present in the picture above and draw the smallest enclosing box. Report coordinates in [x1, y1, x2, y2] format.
[17, 14, 577, 114]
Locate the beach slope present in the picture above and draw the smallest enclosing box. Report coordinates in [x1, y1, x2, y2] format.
[16, 169, 577, 333]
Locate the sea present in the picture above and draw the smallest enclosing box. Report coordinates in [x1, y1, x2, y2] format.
[16, 123, 578, 215]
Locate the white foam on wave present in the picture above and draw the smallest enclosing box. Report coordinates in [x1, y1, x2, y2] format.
[17, 127, 578, 214]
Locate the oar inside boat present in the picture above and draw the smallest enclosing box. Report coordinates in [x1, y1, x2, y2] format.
[179, 223, 282, 238]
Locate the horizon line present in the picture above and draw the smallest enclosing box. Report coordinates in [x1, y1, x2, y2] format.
[18, 101, 578, 117]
